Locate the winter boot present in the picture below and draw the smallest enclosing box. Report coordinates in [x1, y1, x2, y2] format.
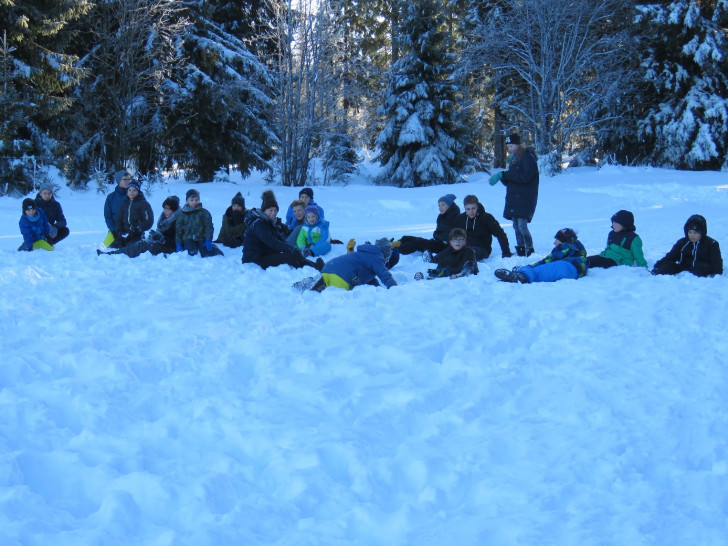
[494, 268, 529, 283]
[526, 248, 535, 257]
[414, 272, 425, 281]
[515, 246, 526, 257]
[422, 250, 435, 263]
[314, 257, 325, 271]
[293, 275, 321, 292]
[346, 239, 356, 253]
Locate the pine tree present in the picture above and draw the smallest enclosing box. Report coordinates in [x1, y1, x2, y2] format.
[375, 0, 466, 187]
[165, 0, 277, 182]
[636, 1, 728, 170]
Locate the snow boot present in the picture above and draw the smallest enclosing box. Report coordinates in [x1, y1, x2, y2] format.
[314, 257, 325, 271]
[422, 250, 435, 263]
[526, 248, 535, 257]
[293, 275, 322, 292]
[515, 246, 526, 257]
[414, 272, 425, 281]
[494, 268, 529, 283]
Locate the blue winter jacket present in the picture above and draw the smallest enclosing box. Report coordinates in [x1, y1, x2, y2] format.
[286, 200, 324, 228]
[243, 208, 297, 263]
[321, 244, 397, 289]
[104, 185, 130, 231]
[531, 241, 588, 277]
[19, 208, 51, 248]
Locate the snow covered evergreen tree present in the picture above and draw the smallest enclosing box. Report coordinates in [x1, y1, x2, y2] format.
[636, 1, 728, 170]
[375, 0, 466, 187]
[0, 0, 89, 193]
[165, 0, 277, 182]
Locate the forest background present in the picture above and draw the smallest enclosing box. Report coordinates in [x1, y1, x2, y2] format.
[1, 0, 727, 194]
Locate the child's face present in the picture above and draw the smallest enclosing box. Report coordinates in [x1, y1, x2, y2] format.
[293, 206, 305, 221]
[305, 212, 318, 225]
[449, 236, 466, 250]
[299, 193, 311, 206]
[506, 143, 519, 155]
[127, 186, 139, 200]
[554, 239, 561, 247]
[465, 203, 478, 219]
[232, 204, 243, 212]
[162, 206, 174, 218]
[612, 221, 623, 233]
[40, 189, 53, 201]
[186, 196, 200, 208]
[688, 229, 702, 242]
[438, 201, 449, 214]
[25, 207, 37, 217]
[264, 206, 278, 220]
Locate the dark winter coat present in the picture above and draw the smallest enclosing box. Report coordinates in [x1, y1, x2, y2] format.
[458, 204, 510, 259]
[34, 193, 67, 229]
[532, 240, 588, 278]
[599, 229, 648, 267]
[19, 208, 51, 248]
[115, 193, 154, 236]
[104, 184, 130, 231]
[148, 210, 179, 252]
[321, 244, 397, 289]
[175, 203, 214, 243]
[215, 206, 248, 244]
[501, 148, 539, 222]
[433, 204, 461, 243]
[243, 208, 298, 264]
[433, 245, 479, 276]
[653, 215, 722, 277]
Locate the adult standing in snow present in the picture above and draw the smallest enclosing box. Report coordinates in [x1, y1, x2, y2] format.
[488, 133, 539, 256]
[113, 180, 154, 248]
[34, 182, 69, 246]
[243, 190, 324, 271]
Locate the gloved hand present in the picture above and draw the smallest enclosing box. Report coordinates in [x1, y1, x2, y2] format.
[506, 154, 516, 166]
[502, 250, 514, 258]
[48, 225, 58, 239]
[301, 248, 313, 258]
[203, 238, 213, 252]
[488, 171, 503, 186]
[176, 242, 184, 252]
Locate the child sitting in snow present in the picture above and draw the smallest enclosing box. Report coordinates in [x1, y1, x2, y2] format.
[586, 210, 647, 269]
[414, 228, 478, 280]
[652, 214, 722, 277]
[296, 204, 331, 257]
[18, 198, 53, 251]
[34, 182, 69, 246]
[215, 192, 248, 248]
[298, 238, 397, 292]
[495, 228, 587, 284]
[175, 189, 223, 257]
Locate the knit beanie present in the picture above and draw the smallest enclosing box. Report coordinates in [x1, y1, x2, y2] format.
[555, 228, 578, 244]
[115, 170, 130, 184]
[438, 194, 456, 207]
[163, 195, 180, 211]
[22, 198, 36, 211]
[231, 192, 245, 208]
[39, 182, 54, 193]
[374, 237, 393, 262]
[304, 204, 320, 219]
[299, 187, 314, 200]
[128, 180, 141, 191]
[611, 210, 635, 230]
[186, 188, 200, 200]
[261, 190, 279, 212]
[505, 133, 521, 145]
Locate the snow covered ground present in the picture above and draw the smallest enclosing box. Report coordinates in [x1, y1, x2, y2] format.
[1, 164, 727, 545]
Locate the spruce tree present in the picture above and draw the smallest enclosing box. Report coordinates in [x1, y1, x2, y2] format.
[375, 0, 466, 187]
[636, 1, 728, 170]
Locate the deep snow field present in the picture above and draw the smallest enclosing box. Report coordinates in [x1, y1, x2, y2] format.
[1, 162, 727, 545]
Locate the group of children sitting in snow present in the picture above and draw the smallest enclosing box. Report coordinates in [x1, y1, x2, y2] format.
[18, 174, 724, 293]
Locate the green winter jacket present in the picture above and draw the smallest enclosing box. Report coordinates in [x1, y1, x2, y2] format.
[176, 204, 214, 243]
[600, 231, 647, 267]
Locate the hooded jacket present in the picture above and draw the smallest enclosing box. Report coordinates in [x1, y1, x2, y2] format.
[115, 191, 154, 236]
[175, 202, 214, 243]
[531, 240, 588, 278]
[321, 244, 397, 289]
[654, 214, 722, 276]
[243, 208, 297, 263]
[433, 203, 462, 243]
[216, 206, 248, 243]
[104, 184, 130, 231]
[19, 208, 51, 248]
[458, 204, 510, 259]
[434, 245, 479, 276]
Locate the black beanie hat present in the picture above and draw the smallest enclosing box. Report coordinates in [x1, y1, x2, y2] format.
[231, 192, 245, 208]
[22, 198, 36, 211]
[505, 133, 521, 145]
[555, 228, 578, 243]
[611, 210, 635, 230]
[299, 187, 314, 200]
[186, 188, 200, 200]
[261, 190, 279, 212]
[163, 195, 180, 211]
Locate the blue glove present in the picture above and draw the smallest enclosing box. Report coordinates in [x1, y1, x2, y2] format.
[203, 238, 213, 252]
[176, 242, 183, 252]
[488, 171, 503, 186]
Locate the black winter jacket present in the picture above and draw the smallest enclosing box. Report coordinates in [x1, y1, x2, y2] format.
[458, 204, 510, 259]
[433, 204, 462, 243]
[654, 215, 722, 276]
[501, 148, 539, 222]
[115, 193, 154, 236]
[242, 209, 297, 264]
[434, 245, 479, 276]
[34, 194, 67, 229]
